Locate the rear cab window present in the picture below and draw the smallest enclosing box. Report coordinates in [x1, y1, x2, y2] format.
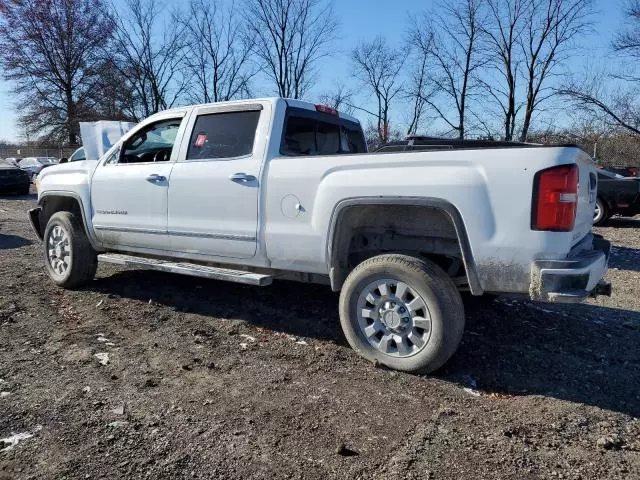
[281, 107, 366, 156]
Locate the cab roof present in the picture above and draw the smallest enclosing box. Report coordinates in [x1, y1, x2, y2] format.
[156, 97, 360, 125]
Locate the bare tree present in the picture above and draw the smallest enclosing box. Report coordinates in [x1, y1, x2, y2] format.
[352, 36, 405, 145]
[405, 24, 437, 136]
[181, 0, 255, 104]
[518, 0, 592, 141]
[90, 58, 137, 122]
[614, 0, 640, 59]
[0, 0, 115, 144]
[481, 0, 528, 140]
[319, 83, 355, 115]
[560, 1, 640, 135]
[412, 0, 484, 139]
[111, 0, 188, 120]
[559, 77, 640, 136]
[245, 0, 339, 99]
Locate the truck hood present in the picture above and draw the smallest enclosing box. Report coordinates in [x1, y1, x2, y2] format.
[79, 121, 135, 160]
[38, 160, 98, 177]
[36, 160, 99, 196]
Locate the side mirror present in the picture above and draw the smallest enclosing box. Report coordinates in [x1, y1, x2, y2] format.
[59, 157, 68, 163]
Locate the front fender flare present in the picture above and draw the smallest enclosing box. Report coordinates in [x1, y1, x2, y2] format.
[37, 191, 102, 250]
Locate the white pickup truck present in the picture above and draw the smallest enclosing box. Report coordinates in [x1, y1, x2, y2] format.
[30, 97, 611, 373]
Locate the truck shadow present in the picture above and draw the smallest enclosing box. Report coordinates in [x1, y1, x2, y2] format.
[0, 233, 32, 250]
[92, 269, 640, 418]
[447, 298, 640, 418]
[602, 217, 640, 228]
[93, 270, 343, 343]
[609, 245, 640, 272]
[0, 192, 36, 200]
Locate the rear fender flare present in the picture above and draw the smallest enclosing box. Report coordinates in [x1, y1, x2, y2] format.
[326, 196, 482, 295]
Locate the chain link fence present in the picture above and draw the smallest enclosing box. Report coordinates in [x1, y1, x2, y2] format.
[3, 135, 639, 168]
[0, 145, 76, 161]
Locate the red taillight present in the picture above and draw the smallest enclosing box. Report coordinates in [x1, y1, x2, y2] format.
[532, 164, 578, 231]
[315, 104, 338, 116]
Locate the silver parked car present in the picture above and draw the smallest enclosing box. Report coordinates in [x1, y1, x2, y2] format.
[18, 157, 58, 181]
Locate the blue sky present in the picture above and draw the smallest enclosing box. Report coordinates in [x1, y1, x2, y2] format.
[0, 0, 627, 142]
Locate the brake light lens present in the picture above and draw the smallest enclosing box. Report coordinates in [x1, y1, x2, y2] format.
[532, 164, 578, 231]
[315, 104, 339, 116]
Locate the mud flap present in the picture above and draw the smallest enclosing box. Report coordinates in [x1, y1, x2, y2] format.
[28, 208, 43, 240]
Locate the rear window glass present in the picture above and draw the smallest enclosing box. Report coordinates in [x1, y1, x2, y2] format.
[187, 110, 260, 160]
[340, 125, 366, 154]
[283, 116, 316, 155]
[281, 111, 365, 156]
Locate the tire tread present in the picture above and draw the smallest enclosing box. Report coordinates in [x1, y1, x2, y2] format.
[44, 211, 97, 289]
[339, 254, 465, 374]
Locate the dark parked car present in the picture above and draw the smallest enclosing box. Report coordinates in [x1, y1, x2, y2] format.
[594, 169, 640, 224]
[0, 160, 31, 195]
[601, 165, 638, 178]
[18, 157, 58, 181]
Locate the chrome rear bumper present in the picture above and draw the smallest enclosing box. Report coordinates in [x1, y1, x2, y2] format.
[531, 235, 611, 303]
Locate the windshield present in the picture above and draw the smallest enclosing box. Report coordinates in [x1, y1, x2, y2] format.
[37, 157, 57, 165]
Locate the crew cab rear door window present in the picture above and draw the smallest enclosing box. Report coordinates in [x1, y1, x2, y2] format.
[187, 110, 261, 160]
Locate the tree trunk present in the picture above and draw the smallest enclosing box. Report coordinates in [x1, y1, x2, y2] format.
[66, 88, 76, 146]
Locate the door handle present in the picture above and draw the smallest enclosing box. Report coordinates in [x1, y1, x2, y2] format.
[229, 173, 257, 183]
[146, 174, 166, 183]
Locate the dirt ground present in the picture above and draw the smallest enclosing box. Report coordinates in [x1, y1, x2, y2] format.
[0, 192, 639, 480]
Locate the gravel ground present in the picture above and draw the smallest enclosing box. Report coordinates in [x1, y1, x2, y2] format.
[1, 192, 639, 479]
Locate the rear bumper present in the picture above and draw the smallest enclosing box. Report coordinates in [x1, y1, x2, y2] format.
[28, 207, 44, 240]
[530, 235, 611, 303]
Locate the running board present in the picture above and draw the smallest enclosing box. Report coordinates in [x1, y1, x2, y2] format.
[97, 253, 273, 286]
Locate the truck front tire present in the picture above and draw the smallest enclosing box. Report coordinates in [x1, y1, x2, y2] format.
[339, 254, 465, 374]
[43, 211, 97, 289]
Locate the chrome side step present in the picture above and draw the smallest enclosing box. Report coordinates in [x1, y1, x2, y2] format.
[97, 253, 273, 286]
[547, 290, 589, 303]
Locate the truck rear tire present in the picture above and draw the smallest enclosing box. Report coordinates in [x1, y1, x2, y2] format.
[43, 211, 97, 289]
[339, 254, 465, 374]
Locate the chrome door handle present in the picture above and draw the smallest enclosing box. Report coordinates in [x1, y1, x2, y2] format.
[229, 173, 257, 183]
[146, 174, 166, 183]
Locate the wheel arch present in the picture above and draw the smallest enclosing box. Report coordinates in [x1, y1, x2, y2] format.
[597, 195, 614, 214]
[326, 197, 482, 295]
[38, 192, 101, 249]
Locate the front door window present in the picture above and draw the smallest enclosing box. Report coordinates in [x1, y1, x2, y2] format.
[119, 119, 182, 164]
